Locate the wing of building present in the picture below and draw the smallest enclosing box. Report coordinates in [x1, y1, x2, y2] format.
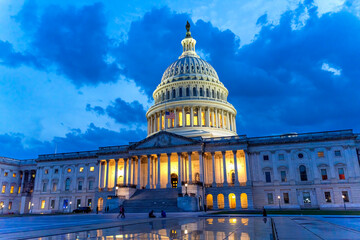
[1, 23, 360, 214]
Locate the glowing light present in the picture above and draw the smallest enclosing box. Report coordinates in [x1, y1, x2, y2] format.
[229, 218, 237, 224]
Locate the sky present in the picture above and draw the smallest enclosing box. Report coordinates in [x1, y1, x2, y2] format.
[0, 0, 359, 159]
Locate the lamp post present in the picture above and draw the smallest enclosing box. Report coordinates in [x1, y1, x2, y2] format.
[115, 186, 119, 197]
[342, 195, 346, 210]
[185, 183, 188, 196]
[278, 196, 281, 209]
[69, 201, 72, 213]
[1, 204, 4, 214]
[31, 203, 34, 214]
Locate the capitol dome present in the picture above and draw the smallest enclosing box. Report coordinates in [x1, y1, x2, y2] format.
[146, 22, 237, 138]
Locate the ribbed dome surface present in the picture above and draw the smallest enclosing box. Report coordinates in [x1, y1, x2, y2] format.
[160, 56, 220, 85]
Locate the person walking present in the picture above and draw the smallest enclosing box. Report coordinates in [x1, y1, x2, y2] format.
[120, 205, 125, 218]
[117, 205, 122, 219]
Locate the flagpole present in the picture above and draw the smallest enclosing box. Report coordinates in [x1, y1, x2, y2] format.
[165, 98, 167, 131]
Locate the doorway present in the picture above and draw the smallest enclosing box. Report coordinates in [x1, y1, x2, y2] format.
[171, 173, 178, 188]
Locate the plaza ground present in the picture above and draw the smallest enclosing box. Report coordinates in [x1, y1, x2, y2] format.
[1, 212, 360, 239]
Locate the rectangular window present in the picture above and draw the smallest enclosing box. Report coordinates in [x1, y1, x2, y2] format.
[335, 150, 341, 157]
[161, 115, 164, 129]
[157, 117, 160, 131]
[338, 168, 345, 180]
[79, 167, 84, 173]
[324, 192, 331, 203]
[8, 201, 12, 210]
[224, 115, 227, 128]
[171, 118, 174, 128]
[88, 199, 92, 207]
[2, 185, 5, 194]
[210, 112, 213, 127]
[12, 173, 16, 177]
[263, 155, 269, 161]
[54, 169, 59, 174]
[78, 181, 83, 191]
[278, 154, 285, 161]
[10, 186, 14, 194]
[201, 111, 205, 126]
[321, 169, 328, 180]
[90, 166, 95, 172]
[77, 199, 81, 208]
[186, 113, 191, 126]
[28, 202, 31, 210]
[317, 151, 325, 158]
[88, 181, 94, 190]
[52, 183, 57, 192]
[178, 112, 183, 126]
[18, 187, 21, 194]
[283, 193, 289, 204]
[50, 200, 55, 209]
[44, 169, 48, 174]
[42, 182, 47, 192]
[265, 172, 271, 183]
[4, 172, 8, 177]
[41, 200, 46, 209]
[342, 191, 349, 202]
[219, 114, 222, 128]
[267, 193, 274, 204]
[280, 171, 287, 182]
[193, 111, 198, 126]
[303, 192, 311, 203]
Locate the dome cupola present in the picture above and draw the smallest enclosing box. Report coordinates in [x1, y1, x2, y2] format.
[146, 22, 237, 138]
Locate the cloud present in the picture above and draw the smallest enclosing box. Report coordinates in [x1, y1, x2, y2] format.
[0, 124, 146, 159]
[321, 63, 341, 76]
[0, 40, 40, 68]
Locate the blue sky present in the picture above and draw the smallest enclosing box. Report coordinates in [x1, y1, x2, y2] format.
[0, 0, 359, 159]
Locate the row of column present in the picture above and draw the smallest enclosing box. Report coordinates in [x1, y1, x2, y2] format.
[99, 150, 250, 190]
[147, 106, 236, 135]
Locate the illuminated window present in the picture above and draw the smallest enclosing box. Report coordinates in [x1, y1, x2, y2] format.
[186, 112, 191, 126]
[67, 168, 71, 173]
[44, 169, 48, 174]
[201, 111, 205, 126]
[219, 114, 222, 128]
[28, 202, 31, 210]
[317, 151, 324, 158]
[178, 112, 183, 126]
[210, 112, 213, 126]
[52, 183, 57, 192]
[79, 167, 84, 173]
[88, 199, 92, 207]
[41, 200, 46, 209]
[10, 186, 14, 194]
[217, 194, 224, 209]
[8, 202, 12, 210]
[206, 194, 213, 209]
[18, 187, 21, 194]
[161, 115, 164, 129]
[224, 115, 227, 128]
[241, 193, 248, 208]
[13, 173, 16, 177]
[4, 172, 8, 177]
[1, 185, 5, 194]
[157, 117, 160, 131]
[229, 193, 236, 209]
[90, 166, 95, 172]
[193, 110, 198, 126]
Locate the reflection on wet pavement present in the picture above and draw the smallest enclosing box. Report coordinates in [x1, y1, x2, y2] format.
[34, 217, 273, 240]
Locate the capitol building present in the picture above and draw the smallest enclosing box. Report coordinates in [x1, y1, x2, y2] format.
[1, 23, 360, 214]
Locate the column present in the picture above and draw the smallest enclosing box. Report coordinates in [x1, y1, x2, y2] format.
[123, 159, 127, 185]
[206, 107, 210, 127]
[174, 108, 177, 127]
[188, 152, 193, 184]
[128, 158, 132, 186]
[222, 151, 228, 186]
[114, 159, 119, 187]
[105, 160, 109, 188]
[155, 114, 158, 132]
[182, 107, 185, 128]
[137, 157, 141, 189]
[244, 151, 251, 186]
[152, 157, 156, 188]
[190, 107, 194, 127]
[198, 107, 202, 126]
[132, 158, 136, 185]
[177, 153, 182, 189]
[20, 171, 25, 193]
[146, 155, 151, 189]
[211, 152, 216, 187]
[156, 154, 161, 188]
[226, 112, 230, 130]
[167, 154, 172, 188]
[199, 152, 204, 183]
[147, 118, 150, 135]
[221, 110, 225, 129]
[233, 116, 237, 132]
[233, 150, 239, 186]
[159, 111, 163, 130]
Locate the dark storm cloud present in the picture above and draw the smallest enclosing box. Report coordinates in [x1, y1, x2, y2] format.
[86, 98, 147, 125]
[116, 5, 360, 136]
[14, 1, 119, 86]
[0, 124, 146, 159]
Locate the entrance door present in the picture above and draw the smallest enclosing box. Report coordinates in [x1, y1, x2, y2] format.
[171, 174, 178, 188]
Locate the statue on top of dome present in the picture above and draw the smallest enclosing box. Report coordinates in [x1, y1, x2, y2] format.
[185, 21, 191, 38]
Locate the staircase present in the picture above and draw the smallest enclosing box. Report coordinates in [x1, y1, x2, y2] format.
[122, 188, 182, 213]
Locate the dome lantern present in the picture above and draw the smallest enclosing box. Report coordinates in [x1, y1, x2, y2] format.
[180, 21, 199, 59]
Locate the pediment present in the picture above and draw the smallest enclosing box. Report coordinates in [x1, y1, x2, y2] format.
[130, 131, 200, 150]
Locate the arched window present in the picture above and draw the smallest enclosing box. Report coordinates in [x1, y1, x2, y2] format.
[162, 92, 165, 101]
[179, 88, 183, 97]
[172, 89, 176, 98]
[212, 90, 215, 98]
[97, 198, 103, 211]
[217, 194, 224, 209]
[200, 88, 203, 96]
[206, 194, 213, 209]
[193, 87, 197, 96]
[217, 91, 220, 99]
[240, 193, 248, 209]
[229, 193, 236, 209]
[166, 91, 170, 100]
[65, 178, 71, 191]
[186, 87, 190, 96]
[299, 165, 308, 181]
[206, 89, 209, 97]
